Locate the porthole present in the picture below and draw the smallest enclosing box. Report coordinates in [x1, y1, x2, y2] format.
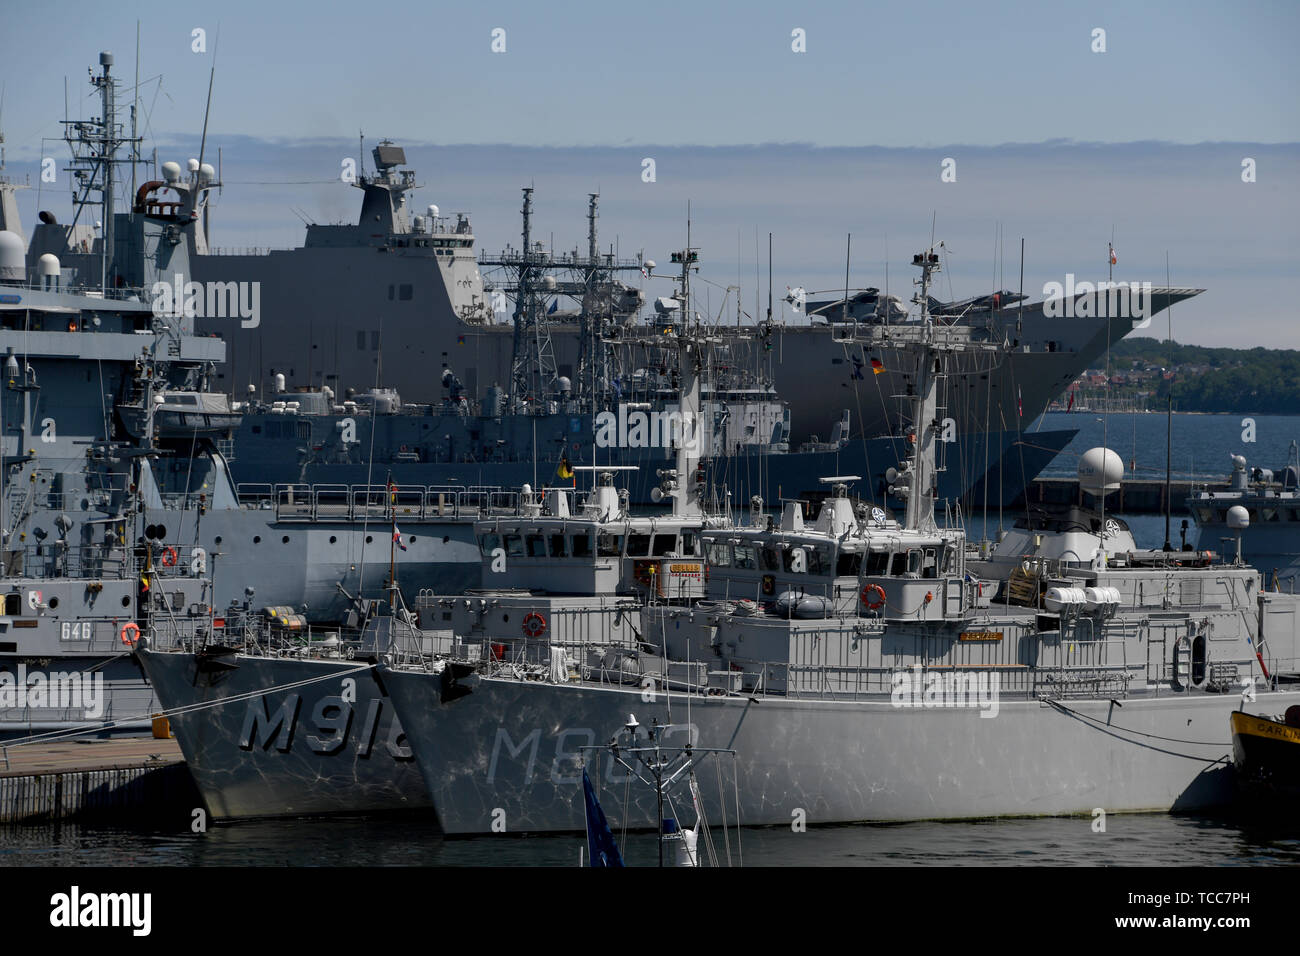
[366, 535, 373, 544]
[329, 536, 337, 544]
[48, 596, 59, 610]
[215, 536, 223, 545]
[282, 535, 290, 544]
[254, 536, 261, 544]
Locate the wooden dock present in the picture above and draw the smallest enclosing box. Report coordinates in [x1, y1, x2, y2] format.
[0, 737, 199, 824]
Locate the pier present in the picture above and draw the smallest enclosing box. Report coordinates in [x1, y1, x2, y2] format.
[0, 738, 199, 824]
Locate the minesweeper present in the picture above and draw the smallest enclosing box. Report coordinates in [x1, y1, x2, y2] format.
[379, 250, 1300, 834]
[130, 236, 734, 820]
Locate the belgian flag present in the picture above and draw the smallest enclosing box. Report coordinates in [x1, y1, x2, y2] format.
[557, 456, 574, 481]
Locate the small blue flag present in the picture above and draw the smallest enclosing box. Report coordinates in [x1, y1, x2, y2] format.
[583, 768, 624, 867]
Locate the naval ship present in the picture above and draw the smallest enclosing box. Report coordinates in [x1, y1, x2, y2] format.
[1189, 443, 1300, 591]
[377, 251, 1300, 834]
[198, 180, 1077, 509]
[14, 132, 1075, 510]
[146, 140, 1181, 499]
[0, 54, 222, 735]
[166, 141, 1198, 450]
[0, 52, 532, 625]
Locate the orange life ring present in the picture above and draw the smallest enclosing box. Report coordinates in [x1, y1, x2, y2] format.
[521, 612, 547, 638]
[160, 546, 178, 567]
[860, 583, 886, 610]
[120, 621, 141, 646]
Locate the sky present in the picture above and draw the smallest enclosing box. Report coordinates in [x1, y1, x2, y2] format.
[2, 0, 1297, 347]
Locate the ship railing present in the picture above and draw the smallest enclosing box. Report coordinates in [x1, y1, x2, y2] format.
[204, 247, 287, 256]
[0, 543, 140, 581]
[233, 482, 521, 522]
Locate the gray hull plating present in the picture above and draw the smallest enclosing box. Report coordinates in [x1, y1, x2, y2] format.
[382, 669, 1300, 835]
[137, 647, 431, 819]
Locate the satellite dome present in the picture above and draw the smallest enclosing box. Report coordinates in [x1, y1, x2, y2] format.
[0, 231, 25, 282]
[1077, 447, 1123, 496]
[1227, 505, 1250, 530]
[37, 253, 60, 277]
[198, 163, 216, 184]
[542, 275, 557, 291]
[161, 162, 182, 184]
[187, 158, 200, 173]
[427, 204, 439, 219]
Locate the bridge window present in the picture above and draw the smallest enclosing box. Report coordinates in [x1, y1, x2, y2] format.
[706, 541, 731, 567]
[549, 533, 567, 557]
[836, 551, 863, 577]
[682, 534, 699, 557]
[733, 543, 757, 570]
[572, 533, 592, 557]
[503, 534, 524, 557]
[652, 533, 676, 556]
[526, 534, 546, 558]
[760, 546, 781, 572]
[626, 533, 651, 557]
[478, 533, 500, 556]
[923, 547, 938, 579]
[864, 551, 889, 576]
[597, 533, 622, 557]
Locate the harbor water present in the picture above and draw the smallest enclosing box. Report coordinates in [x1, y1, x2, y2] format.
[2, 811, 1297, 867]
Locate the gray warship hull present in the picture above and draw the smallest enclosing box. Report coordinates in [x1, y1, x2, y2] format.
[136, 644, 431, 819]
[144, 506, 481, 622]
[381, 669, 1300, 834]
[224, 425, 1077, 511]
[0, 656, 158, 739]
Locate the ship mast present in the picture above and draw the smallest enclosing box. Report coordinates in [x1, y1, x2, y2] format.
[60, 52, 144, 295]
[904, 249, 941, 532]
[667, 211, 702, 518]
